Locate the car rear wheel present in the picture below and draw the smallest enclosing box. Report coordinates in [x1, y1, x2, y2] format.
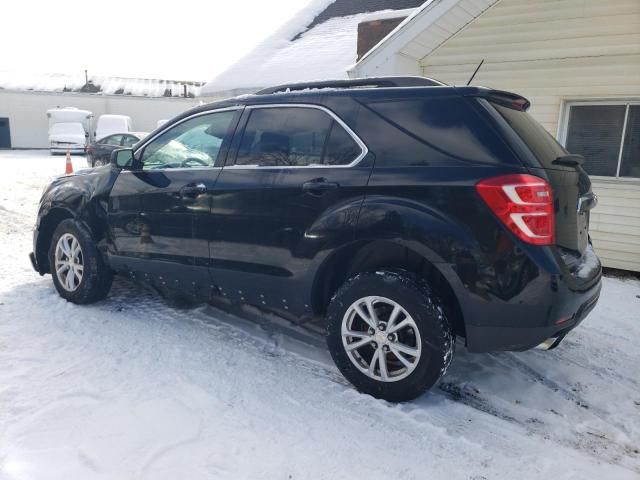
[326, 270, 454, 402]
[48, 219, 112, 304]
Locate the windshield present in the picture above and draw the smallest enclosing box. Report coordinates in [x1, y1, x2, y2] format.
[49, 123, 85, 136]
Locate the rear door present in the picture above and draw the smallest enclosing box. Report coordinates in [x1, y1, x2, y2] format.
[208, 104, 371, 314]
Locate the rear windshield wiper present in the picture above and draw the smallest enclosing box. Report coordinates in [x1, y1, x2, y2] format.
[552, 154, 584, 167]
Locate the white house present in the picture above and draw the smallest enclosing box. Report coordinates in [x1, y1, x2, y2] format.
[0, 72, 202, 148]
[348, 0, 640, 272]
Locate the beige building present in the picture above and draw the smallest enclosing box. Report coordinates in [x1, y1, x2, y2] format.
[0, 73, 202, 149]
[350, 0, 640, 272]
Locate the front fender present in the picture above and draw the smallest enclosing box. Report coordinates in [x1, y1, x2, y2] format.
[34, 167, 119, 271]
[39, 166, 118, 233]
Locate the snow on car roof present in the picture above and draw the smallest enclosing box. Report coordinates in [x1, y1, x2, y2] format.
[201, 3, 418, 97]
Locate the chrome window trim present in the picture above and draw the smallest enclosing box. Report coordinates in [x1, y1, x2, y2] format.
[125, 106, 243, 172]
[225, 103, 368, 170]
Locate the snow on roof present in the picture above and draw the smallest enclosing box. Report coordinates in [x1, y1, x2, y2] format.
[200, 2, 418, 97]
[0, 71, 203, 98]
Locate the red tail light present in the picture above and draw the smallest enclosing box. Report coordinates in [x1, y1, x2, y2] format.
[476, 174, 555, 246]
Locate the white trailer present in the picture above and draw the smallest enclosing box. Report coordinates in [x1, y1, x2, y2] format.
[46, 107, 93, 155]
[95, 114, 133, 141]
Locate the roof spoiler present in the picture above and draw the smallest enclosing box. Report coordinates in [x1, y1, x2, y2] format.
[461, 88, 531, 112]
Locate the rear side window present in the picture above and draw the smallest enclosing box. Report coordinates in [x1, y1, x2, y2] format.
[358, 96, 516, 166]
[121, 135, 139, 147]
[102, 134, 123, 146]
[491, 102, 566, 169]
[235, 107, 362, 167]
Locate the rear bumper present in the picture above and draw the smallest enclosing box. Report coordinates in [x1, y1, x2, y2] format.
[50, 146, 85, 154]
[438, 240, 604, 353]
[465, 278, 601, 352]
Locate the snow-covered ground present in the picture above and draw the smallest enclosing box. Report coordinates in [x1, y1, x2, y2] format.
[1, 150, 639, 480]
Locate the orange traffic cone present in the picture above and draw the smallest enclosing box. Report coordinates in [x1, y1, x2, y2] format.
[65, 151, 74, 174]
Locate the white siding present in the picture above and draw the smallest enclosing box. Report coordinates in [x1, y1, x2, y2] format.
[418, 0, 640, 271]
[421, 0, 640, 134]
[0, 90, 197, 148]
[589, 180, 640, 272]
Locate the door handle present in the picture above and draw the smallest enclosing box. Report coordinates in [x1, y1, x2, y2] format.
[302, 179, 339, 195]
[180, 183, 206, 197]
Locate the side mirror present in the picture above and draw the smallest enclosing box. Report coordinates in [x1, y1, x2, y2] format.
[111, 148, 135, 169]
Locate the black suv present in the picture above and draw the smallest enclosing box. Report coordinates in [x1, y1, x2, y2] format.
[30, 77, 602, 402]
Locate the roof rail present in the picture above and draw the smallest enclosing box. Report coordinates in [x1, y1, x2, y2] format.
[255, 76, 444, 95]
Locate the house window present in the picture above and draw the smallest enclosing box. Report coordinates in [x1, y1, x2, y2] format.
[563, 102, 640, 178]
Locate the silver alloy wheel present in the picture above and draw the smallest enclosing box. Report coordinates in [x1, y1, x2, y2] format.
[54, 233, 84, 292]
[341, 296, 422, 382]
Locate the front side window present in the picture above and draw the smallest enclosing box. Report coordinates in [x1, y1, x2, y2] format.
[140, 110, 236, 170]
[564, 102, 639, 178]
[235, 107, 362, 167]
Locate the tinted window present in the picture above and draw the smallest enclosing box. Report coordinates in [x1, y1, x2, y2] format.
[492, 102, 567, 170]
[359, 96, 516, 166]
[140, 111, 236, 170]
[235, 107, 360, 167]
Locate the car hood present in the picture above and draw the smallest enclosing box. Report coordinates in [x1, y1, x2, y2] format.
[49, 132, 86, 144]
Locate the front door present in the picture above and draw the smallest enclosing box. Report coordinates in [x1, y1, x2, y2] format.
[0, 118, 11, 148]
[208, 104, 371, 314]
[108, 109, 241, 291]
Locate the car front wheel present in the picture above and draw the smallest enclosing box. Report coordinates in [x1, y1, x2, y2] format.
[48, 219, 112, 304]
[326, 270, 454, 402]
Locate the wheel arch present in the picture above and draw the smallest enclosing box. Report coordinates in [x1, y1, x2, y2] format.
[312, 239, 466, 338]
[35, 207, 75, 274]
[35, 202, 109, 274]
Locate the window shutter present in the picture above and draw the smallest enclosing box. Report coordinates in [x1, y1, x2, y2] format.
[565, 105, 626, 176]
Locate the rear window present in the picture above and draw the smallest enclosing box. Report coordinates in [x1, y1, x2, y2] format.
[491, 102, 566, 168]
[357, 96, 517, 166]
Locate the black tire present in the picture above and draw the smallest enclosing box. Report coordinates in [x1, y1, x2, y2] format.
[326, 270, 454, 402]
[48, 219, 113, 304]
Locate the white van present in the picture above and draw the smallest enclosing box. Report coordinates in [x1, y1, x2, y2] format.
[95, 115, 133, 141]
[47, 107, 93, 154]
